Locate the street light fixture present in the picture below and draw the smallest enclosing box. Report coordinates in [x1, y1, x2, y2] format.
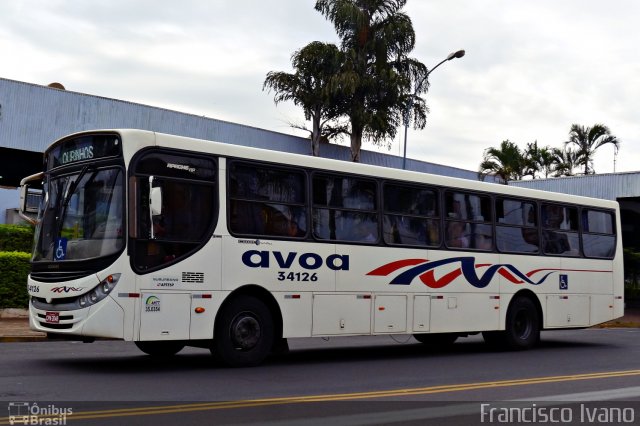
[402, 49, 465, 170]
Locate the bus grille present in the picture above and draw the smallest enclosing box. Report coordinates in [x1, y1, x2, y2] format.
[36, 313, 75, 330]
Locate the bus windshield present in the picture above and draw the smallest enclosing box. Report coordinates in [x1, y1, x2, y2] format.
[33, 167, 125, 262]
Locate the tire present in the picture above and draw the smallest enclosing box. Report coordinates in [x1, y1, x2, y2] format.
[212, 296, 274, 367]
[135, 341, 185, 357]
[413, 333, 458, 347]
[503, 296, 540, 350]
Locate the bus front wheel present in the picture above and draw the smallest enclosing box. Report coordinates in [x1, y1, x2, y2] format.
[212, 295, 274, 367]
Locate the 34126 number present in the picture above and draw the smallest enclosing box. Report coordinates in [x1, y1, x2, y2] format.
[277, 272, 318, 282]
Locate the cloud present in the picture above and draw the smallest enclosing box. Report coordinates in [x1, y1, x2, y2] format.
[0, 0, 637, 174]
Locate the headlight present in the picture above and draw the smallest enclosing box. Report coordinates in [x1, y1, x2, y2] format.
[78, 274, 121, 309]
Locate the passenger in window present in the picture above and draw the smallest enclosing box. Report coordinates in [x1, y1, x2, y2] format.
[543, 205, 564, 229]
[449, 200, 463, 219]
[287, 220, 305, 238]
[354, 220, 377, 243]
[521, 227, 539, 249]
[447, 221, 469, 248]
[543, 205, 571, 254]
[427, 222, 440, 246]
[232, 201, 266, 235]
[473, 226, 493, 250]
[155, 188, 191, 239]
[389, 220, 402, 244]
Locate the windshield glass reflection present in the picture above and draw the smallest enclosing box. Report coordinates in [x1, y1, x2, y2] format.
[33, 168, 124, 262]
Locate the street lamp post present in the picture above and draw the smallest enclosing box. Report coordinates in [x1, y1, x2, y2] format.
[402, 49, 465, 170]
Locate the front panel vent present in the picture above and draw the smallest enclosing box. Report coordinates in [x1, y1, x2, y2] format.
[182, 272, 204, 284]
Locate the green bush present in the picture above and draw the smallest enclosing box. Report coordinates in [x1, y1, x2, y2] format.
[0, 224, 34, 252]
[0, 252, 31, 308]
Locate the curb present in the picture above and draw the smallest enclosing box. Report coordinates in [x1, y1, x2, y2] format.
[0, 308, 29, 319]
[0, 335, 47, 343]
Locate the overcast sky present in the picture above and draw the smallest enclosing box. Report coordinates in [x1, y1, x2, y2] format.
[2, 0, 638, 174]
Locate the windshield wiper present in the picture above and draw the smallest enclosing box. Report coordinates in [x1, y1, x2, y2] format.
[56, 165, 96, 238]
[62, 165, 93, 208]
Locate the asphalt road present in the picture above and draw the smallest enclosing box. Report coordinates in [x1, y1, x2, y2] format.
[1, 329, 640, 425]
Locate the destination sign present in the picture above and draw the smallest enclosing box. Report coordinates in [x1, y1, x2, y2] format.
[61, 145, 94, 164]
[47, 134, 121, 168]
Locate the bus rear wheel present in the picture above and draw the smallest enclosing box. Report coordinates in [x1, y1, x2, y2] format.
[212, 295, 274, 367]
[505, 297, 540, 349]
[484, 296, 540, 350]
[135, 341, 185, 357]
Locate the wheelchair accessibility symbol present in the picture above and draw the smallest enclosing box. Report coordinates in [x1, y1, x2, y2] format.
[559, 274, 568, 290]
[54, 238, 68, 261]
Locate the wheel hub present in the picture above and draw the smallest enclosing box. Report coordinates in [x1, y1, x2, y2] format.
[230, 314, 261, 350]
[514, 309, 532, 339]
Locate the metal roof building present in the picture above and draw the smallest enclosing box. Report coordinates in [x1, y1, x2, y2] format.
[509, 172, 640, 201]
[1, 77, 482, 222]
[511, 173, 640, 249]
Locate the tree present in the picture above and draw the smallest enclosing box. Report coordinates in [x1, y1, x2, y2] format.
[565, 123, 620, 175]
[478, 140, 525, 183]
[523, 141, 555, 179]
[551, 147, 578, 177]
[315, 0, 428, 162]
[263, 41, 345, 156]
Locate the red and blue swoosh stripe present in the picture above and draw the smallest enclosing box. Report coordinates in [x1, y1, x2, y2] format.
[366, 257, 609, 289]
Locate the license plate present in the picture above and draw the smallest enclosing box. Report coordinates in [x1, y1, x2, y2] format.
[45, 312, 59, 324]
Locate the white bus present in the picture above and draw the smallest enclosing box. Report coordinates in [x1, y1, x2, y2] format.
[20, 130, 624, 366]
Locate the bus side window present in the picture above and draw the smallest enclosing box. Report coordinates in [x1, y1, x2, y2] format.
[312, 174, 378, 243]
[138, 179, 215, 268]
[542, 204, 580, 256]
[582, 209, 615, 258]
[495, 198, 539, 253]
[382, 183, 440, 247]
[229, 162, 307, 239]
[444, 191, 492, 251]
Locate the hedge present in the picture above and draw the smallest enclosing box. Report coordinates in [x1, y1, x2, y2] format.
[0, 224, 34, 252]
[0, 251, 30, 309]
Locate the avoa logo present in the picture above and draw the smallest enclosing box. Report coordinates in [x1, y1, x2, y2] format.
[242, 250, 349, 271]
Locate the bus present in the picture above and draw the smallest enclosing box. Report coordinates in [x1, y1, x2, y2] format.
[19, 129, 624, 367]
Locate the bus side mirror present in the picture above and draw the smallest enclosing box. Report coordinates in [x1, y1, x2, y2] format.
[19, 172, 44, 225]
[150, 186, 163, 216]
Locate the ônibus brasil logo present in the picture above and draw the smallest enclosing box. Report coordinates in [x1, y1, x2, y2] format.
[367, 257, 576, 289]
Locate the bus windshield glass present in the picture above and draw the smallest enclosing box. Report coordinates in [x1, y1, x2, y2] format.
[33, 167, 125, 262]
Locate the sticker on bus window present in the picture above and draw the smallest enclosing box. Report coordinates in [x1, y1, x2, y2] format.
[559, 274, 568, 290]
[54, 238, 68, 261]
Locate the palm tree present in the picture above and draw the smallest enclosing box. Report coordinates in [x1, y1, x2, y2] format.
[565, 124, 620, 175]
[523, 141, 540, 179]
[478, 140, 525, 184]
[315, 0, 428, 162]
[263, 41, 345, 156]
[523, 141, 555, 179]
[536, 147, 556, 179]
[551, 147, 578, 177]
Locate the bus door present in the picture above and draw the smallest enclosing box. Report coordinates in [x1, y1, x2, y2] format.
[129, 149, 218, 341]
